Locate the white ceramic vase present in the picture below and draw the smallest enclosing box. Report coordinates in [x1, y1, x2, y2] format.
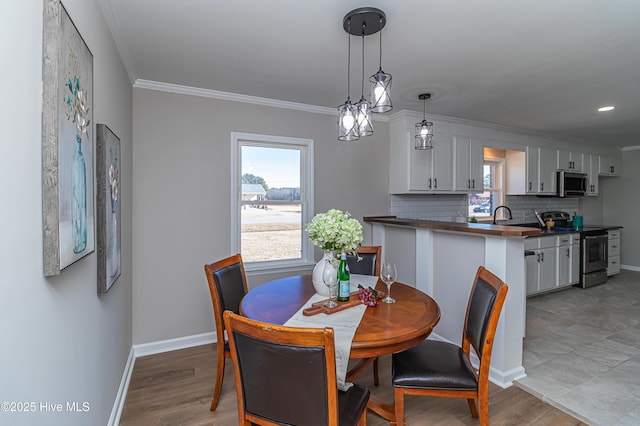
[312, 251, 336, 296]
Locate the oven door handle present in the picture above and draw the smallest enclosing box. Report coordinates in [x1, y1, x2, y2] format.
[583, 234, 607, 240]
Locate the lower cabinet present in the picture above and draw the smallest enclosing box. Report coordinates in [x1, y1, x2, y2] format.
[525, 236, 556, 295]
[608, 229, 621, 276]
[557, 233, 580, 287]
[526, 233, 580, 296]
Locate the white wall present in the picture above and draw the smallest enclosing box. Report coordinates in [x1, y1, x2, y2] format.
[602, 149, 640, 268]
[132, 88, 390, 344]
[0, 1, 133, 425]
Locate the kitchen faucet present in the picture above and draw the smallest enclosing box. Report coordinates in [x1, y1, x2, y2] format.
[493, 205, 513, 224]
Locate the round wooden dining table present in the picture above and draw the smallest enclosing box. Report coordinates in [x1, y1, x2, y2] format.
[240, 274, 441, 424]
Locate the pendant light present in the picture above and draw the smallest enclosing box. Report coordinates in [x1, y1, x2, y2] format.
[415, 93, 434, 150]
[356, 24, 373, 137]
[337, 18, 359, 141]
[339, 7, 390, 141]
[369, 15, 392, 113]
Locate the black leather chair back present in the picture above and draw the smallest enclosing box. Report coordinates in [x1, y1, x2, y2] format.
[213, 263, 246, 314]
[232, 331, 330, 426]
[465, 276, 498, 359]
[347, 252, 377, 276]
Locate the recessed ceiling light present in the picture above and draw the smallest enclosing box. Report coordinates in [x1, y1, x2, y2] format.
[598, 105, 615, 112]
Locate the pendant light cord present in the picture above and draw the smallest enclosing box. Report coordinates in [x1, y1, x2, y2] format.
[361, 25, 365, 97]
[346, 19, 351, 100]
[378, 17, 383, 69]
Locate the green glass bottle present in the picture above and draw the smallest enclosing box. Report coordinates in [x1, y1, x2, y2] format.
[337, 252, 350, 302]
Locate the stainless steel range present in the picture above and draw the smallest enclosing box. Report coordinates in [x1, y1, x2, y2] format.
[540, 211, 608, 288]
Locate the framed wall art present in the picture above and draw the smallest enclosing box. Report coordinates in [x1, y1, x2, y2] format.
[42, 0, 95, 276]
[96, 124, 121, 293]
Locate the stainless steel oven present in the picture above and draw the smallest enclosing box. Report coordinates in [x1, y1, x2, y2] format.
[580, 231, 608, 288]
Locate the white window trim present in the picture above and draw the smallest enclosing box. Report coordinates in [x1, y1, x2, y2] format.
[230, 132, 314, 272]
[475, 157, 506, 222]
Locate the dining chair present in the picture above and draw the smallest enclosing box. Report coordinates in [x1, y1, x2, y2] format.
[391, 266, 508, 426]
[347, 245, 382, 386]
[346, 245, 381, 276]
[223, 310, 370, 426]
[203, 253, 249, 411]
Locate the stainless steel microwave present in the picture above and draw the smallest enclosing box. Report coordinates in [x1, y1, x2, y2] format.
[557, 171, 588, 197]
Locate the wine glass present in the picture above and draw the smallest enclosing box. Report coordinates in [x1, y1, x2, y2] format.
[380, 262, 397, 304]
[322, 261, 338, 308]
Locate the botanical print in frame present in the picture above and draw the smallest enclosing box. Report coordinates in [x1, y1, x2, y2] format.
[96, 124, 121, 293]
[42, 0, 95, 276]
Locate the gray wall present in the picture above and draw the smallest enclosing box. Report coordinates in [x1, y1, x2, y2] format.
[0, 1, 133, 425]
[132, 88, 390, 344]
[602, 149, 640, 268]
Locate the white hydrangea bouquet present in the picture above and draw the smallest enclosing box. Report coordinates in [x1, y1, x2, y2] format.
[305, 209, 363, 254]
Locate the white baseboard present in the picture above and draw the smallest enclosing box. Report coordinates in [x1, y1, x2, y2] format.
[133, 332, 216, 358]
[621, 264, 640, 272]
[109, 332, 216, 424]
[108, 347, 135, 426]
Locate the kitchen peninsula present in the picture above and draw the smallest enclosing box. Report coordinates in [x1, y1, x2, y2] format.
[364, 216, 541, 387]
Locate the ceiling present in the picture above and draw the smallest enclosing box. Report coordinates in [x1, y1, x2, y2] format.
[99, 0, 640, 147]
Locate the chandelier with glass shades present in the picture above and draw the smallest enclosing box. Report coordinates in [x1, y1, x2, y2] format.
[338, 7, 392, 141]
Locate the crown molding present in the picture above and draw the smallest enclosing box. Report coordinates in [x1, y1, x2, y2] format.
[133, 79, 389, 122]
[97, 0, 137, 84]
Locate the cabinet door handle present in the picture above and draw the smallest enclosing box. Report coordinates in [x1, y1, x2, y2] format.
[536, 253, 541, 262]
[540, 182, 544, 191]
[566, 248, 570, 257]
[434, 178, 437, 189]
[467, 179, 471, 189]
[540, 252, 544, 262]
[472, 179, 475, 189]
[611, 165, 614, 173]
[529, 182, 532, 191]
[428, 178, 432, 189]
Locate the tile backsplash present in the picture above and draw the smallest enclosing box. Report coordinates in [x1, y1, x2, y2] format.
[390, 194, 582, 223]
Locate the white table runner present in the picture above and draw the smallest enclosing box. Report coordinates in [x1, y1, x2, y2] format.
[284, 274, 378, 391]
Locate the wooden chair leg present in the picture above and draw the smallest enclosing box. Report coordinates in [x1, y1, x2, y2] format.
[373, 357, 379, 386]
[467, 398, 479, 418]
[209, 344, 226, 411]
[394, 387, 406, 426]
[478, 392, 489, 426]
[357, 407, 367, 426]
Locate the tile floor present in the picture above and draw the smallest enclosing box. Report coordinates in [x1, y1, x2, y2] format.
[516, 269, 640, 426]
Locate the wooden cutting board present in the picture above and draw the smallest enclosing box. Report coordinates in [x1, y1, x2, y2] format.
[302, 293, 363, 316]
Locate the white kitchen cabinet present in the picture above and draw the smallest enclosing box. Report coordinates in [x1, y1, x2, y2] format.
[608, 229, 621, 276]
[429, 134, 454, 191]
[389, 116, 454, 193]
[525, 236, 556, 295]
[557, 233, 580, 287]
[599, 155, 621, 176]
[570, 234, 580, 284]
[585, 154, 599, 196]
[557, 150, 584, 172]
[525, 147, 557, 195]
[454, 137, 484, 192]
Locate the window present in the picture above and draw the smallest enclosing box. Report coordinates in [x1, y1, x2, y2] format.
[469, 157, 505, 219]
[231, 133, 314, 271]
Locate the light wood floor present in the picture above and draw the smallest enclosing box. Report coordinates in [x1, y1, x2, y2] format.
[119, 344, 587, 425]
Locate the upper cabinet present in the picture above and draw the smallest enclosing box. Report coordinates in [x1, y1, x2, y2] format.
[585, 154, 599, 196]
[506, 147, 556, 195]
[557, 150, 584, 172]
[598, 155, 620, 176]
[529, 147, 557, 195]
[454, 137, 484, 193]
[389, 117, 453, 193]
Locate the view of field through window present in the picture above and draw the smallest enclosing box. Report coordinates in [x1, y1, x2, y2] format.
[240, 145, 303, 262]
